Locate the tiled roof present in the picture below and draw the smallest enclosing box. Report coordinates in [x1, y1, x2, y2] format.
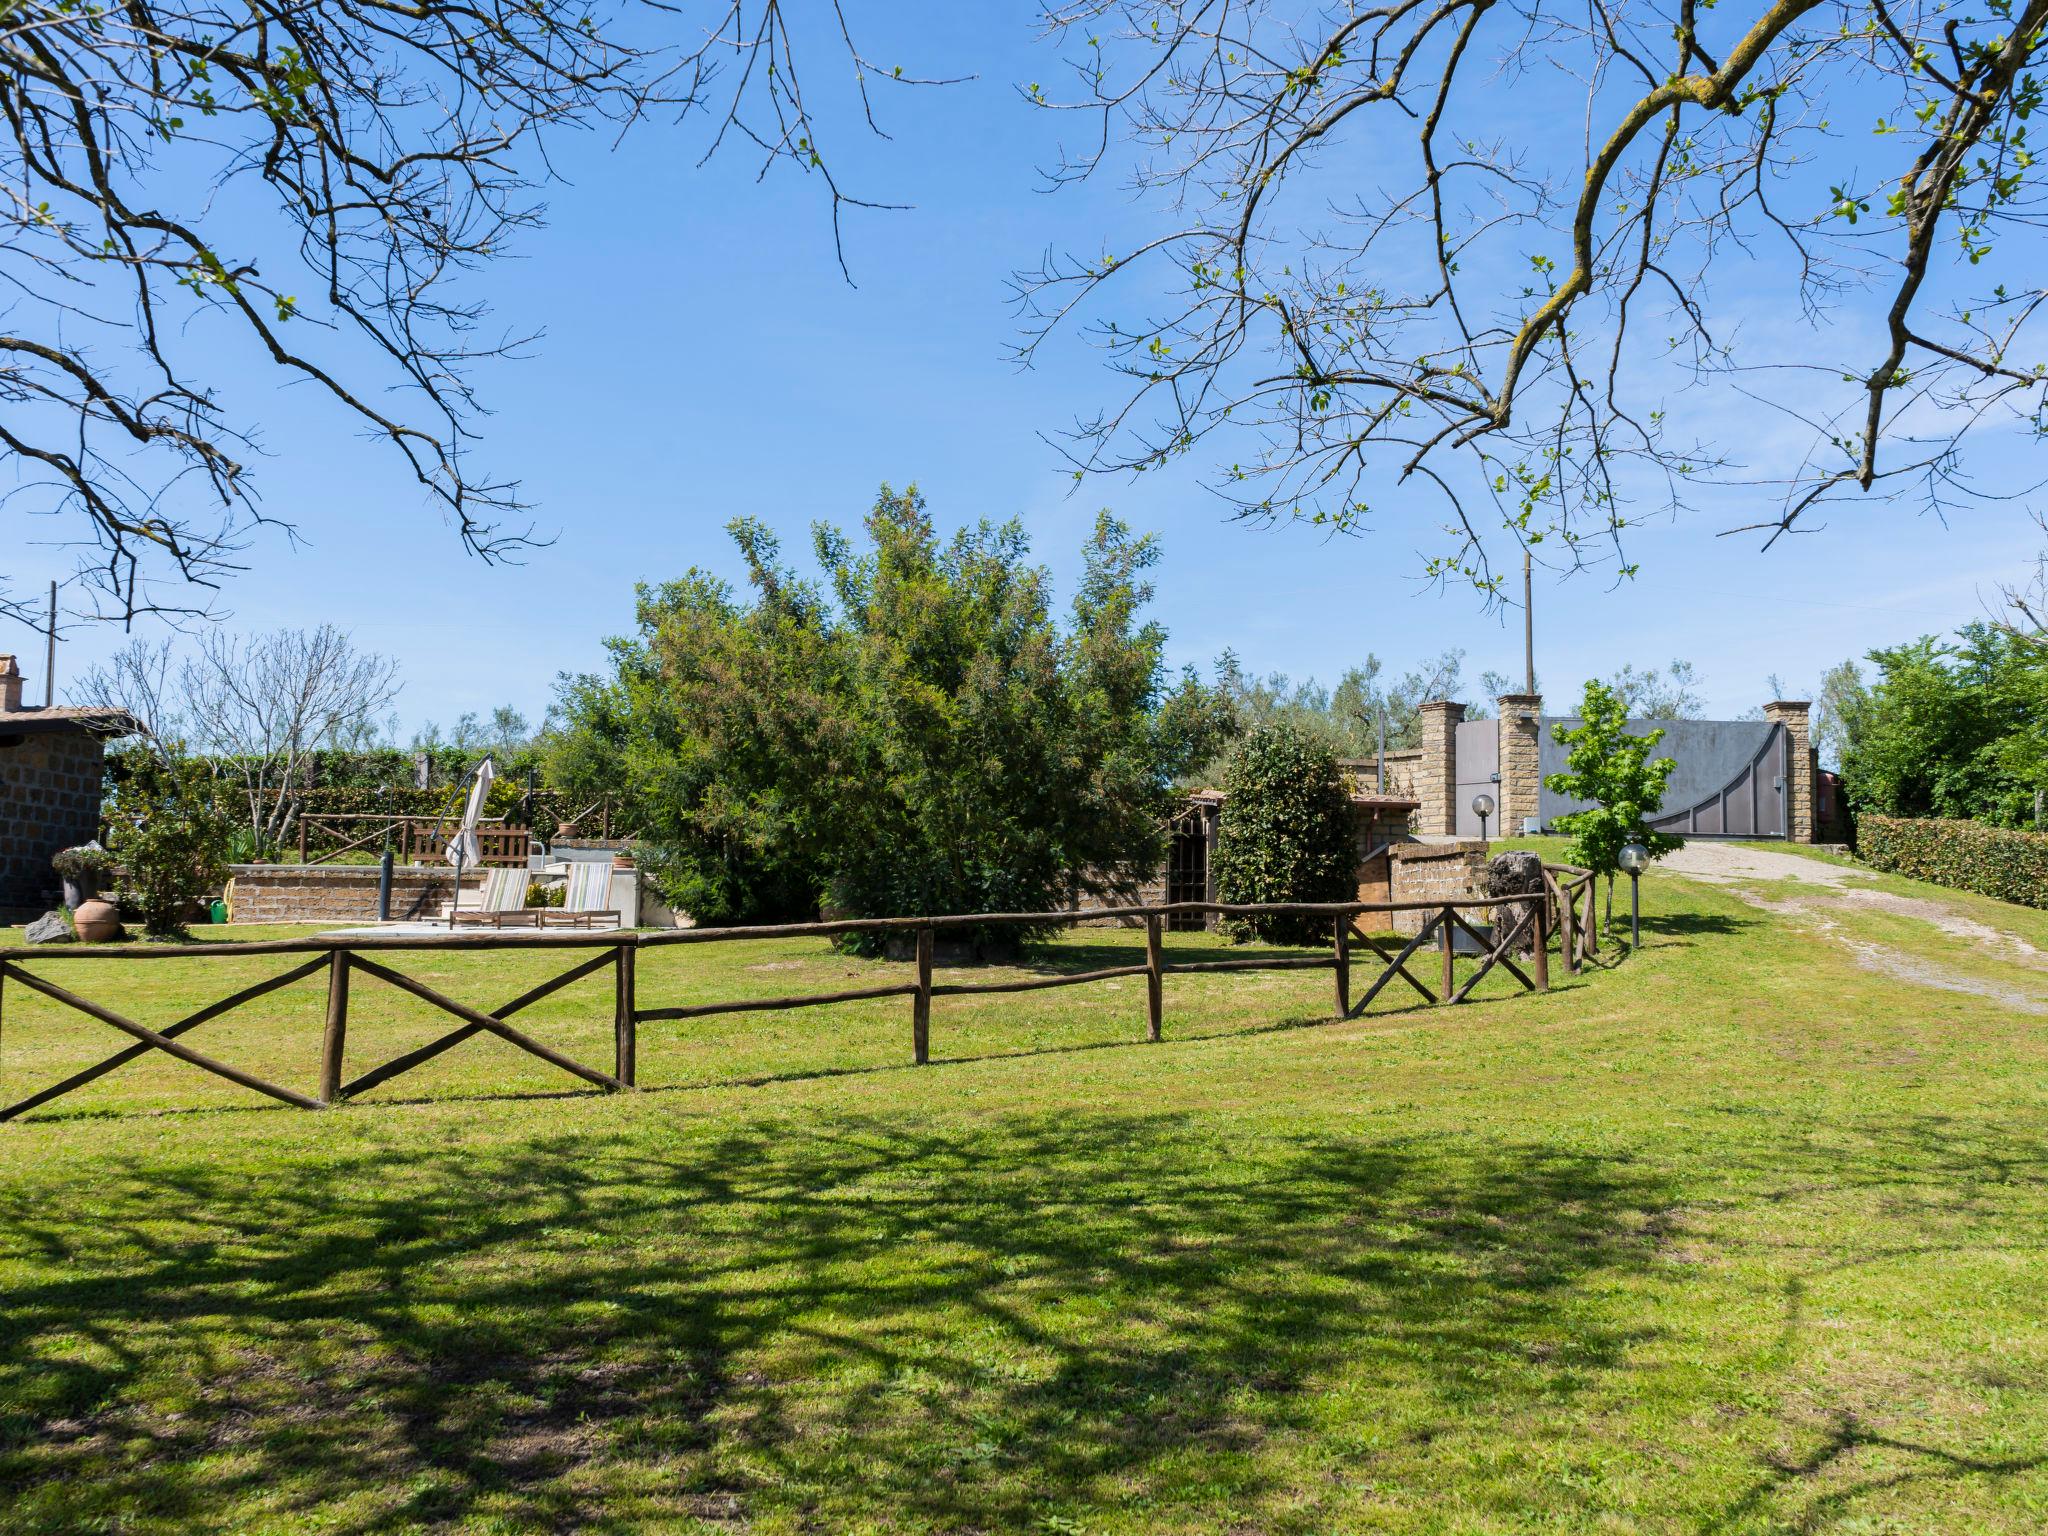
[1183, 787, 1419, 810]
[0, 705, 143, 737]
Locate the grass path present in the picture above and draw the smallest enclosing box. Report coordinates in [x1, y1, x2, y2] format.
[4, 851, 2048, 1532]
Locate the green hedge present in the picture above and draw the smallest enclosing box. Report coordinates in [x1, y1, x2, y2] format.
[1857, 815, 2048, 909]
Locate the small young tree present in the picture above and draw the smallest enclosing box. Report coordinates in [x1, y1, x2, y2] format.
[104, 755, 234, 939]
[1544, 681, 1683, 919]
[1210, 725, 1356, 946]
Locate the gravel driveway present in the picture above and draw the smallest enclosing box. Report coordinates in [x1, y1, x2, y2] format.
[1658, 840, 2048, 1013]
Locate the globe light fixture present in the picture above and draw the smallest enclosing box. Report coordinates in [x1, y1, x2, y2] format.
[1471, 791, 1496, 842]
[1619, 840, 1650, 949]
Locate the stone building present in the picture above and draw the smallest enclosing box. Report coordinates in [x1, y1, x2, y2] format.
[1080, 780, 1424, 932]
[0, 655, 140, 917]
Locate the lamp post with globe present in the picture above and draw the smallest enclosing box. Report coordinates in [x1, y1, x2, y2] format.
[1618, 840, 1650, 950]
[1471, 791, 1495, 843]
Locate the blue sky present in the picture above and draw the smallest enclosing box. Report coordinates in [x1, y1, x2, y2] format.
[2, 7, 2038, 731]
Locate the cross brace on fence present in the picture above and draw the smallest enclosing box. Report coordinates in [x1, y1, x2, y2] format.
[0, 872, 1601, 1121]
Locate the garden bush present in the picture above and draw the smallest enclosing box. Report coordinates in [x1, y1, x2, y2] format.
[1210, 724, 1355, 945]
[1856, 815, 2048, 910]
[104, 755, 234, 937]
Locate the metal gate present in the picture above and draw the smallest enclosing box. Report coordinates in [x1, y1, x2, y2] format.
[1539, 719, 1789, 838]
[1165, 806, 1211, 929]
[1453, 718, 1501, 838]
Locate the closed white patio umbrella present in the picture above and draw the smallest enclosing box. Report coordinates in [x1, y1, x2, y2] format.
[444, 756, 496, 927]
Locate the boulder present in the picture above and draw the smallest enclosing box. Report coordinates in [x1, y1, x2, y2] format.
[24, 910, 76, 944]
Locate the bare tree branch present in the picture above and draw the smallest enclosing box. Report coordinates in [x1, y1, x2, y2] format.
[0, 0, 941, 627]
[1018, 0, 2048, 597]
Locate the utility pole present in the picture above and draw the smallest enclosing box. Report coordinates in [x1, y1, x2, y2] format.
[43, 580, 56, 707]
[1523, 550, 1535, 696]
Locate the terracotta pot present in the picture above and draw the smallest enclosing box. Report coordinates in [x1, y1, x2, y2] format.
[71, 897, 123, 943]
[612, 852, 635, 870]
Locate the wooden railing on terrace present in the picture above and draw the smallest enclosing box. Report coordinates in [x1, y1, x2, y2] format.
[294, 815, 531, 868]
[0, 866, 1602, 1122]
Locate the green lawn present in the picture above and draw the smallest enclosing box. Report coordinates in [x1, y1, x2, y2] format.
[3, 866, 2047, 1533]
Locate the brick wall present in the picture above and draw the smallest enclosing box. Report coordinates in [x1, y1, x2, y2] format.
[1414, 702, 1464, 836]
[1386, 840, 1488, 935]
[1351, 809, 1414, 906]
[227, 863, 478, 924]
[0, 731, 108, 913]
[1068, 870, 1168, 928]
[1763, 701, 1815, 842]
[1340, 751, 1420, 800]
[1495, 693, 1544, 833]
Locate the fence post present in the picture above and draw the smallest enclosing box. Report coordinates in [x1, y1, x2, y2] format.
[913, 926, 933, 1065]
[1556, 875, 1578, 975]
[299, 818, 309, 865]
[319, 950, 350, 1104]
[1439, 907, 1455, 1003]
[1532, 896, 1550, 992]
[1144, 913, 1164, 1042]
[1584, 880, 1599, 957]
[1333, 914, 1351, 1019]
[614, 941, 637, 1087]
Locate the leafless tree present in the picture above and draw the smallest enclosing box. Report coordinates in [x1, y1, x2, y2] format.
[0, 0, 947, 629]
[1995, 511, 2048, 651]
[180, 625, 402, 847]
[69, 636, 187, 754]
[1018, 0, 2048, 599]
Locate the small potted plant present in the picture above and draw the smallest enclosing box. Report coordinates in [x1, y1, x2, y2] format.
[51, 843, 114, 910]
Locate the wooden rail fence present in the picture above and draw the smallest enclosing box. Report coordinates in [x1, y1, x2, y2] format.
[0, 868, 1602, 1121]
[296, 815, 531, 868]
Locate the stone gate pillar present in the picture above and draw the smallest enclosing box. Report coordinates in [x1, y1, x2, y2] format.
[1763, 700, 1815, 842]
[1496, 693, 1544, 835]
[1415, 700, 1464, 837]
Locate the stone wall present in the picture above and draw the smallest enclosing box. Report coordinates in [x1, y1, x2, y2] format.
[227, 863, 477, 924]
[1414, 702, 1465, 837]
[1068, 869, 1169, 928]
[0, 731, 107, 914]
[1351, 808, 1415, 906]
[1495, 693, 1544, 834]
[1386, 840, 1489, 935]
[1763, 701, 1815, 842]
[1340, 750, 1420, 800]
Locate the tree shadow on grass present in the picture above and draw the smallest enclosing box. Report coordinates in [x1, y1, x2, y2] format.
[1011, 938, 1325, 973]
[0, 1116, 1679, 1534]
[1640, 911, 1756, 940]
[1692, 1110, 2048, 1532]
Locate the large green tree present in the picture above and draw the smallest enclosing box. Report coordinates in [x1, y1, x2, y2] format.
[545, 487, 1219, 945]
[1836, 625, 2048, 826]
